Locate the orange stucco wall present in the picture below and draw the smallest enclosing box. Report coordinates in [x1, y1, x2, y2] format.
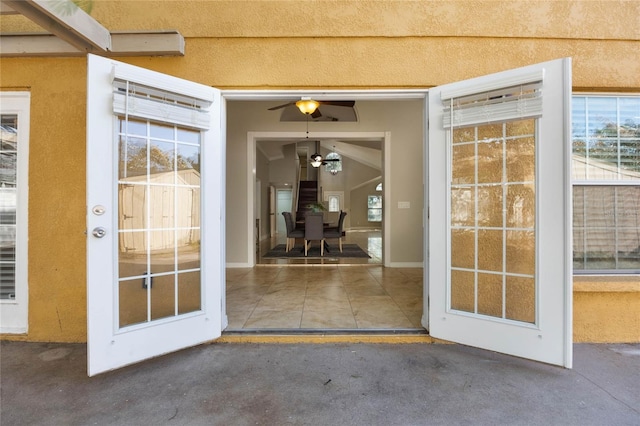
[1, 1, 639, 343]
[573, 278, 640, 343]
[1, 59, 88, 341]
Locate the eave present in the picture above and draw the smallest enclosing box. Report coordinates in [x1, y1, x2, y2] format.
[0, 0, 184, 57]
[0, 31, 185, 57]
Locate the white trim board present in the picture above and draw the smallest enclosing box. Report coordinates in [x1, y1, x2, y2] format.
[246, 130, 390, 268]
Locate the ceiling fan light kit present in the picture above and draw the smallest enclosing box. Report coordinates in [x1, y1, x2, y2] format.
[295, 98, 320, 115]
[310, 146, 342, 172]
[310, 153, 323, 168]
[268, 98, 356, 122]
[268, 99, 348, 171]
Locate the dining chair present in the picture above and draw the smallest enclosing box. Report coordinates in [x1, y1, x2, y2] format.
[304, 212, 325, 256]
[323, 210, 347, 252]
[282, 211, 303, 252]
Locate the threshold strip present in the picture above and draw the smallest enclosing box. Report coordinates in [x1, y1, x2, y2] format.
[224, 328, 428, 335]
[217, 328, 444, 344]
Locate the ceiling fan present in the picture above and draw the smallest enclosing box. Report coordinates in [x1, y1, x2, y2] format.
[274, 98, 348, 167]
[268, 98, 355, 119]
[310, 152, 340, 167]
[310, 146, 341, 168]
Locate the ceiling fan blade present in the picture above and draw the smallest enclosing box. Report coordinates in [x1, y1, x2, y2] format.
[319, 100, 355, 108]
[267, 102, 296, 111]
[311, 109, 322, 119]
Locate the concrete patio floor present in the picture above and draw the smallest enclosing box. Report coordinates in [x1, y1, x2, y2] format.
[1, 340, 639, 425]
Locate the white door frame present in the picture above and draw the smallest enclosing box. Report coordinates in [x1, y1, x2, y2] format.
[246, 130, 391, 267]
[226, 90, 428, 269]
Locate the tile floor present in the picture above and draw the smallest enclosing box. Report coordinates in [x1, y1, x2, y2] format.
[225, 230, 424, 331]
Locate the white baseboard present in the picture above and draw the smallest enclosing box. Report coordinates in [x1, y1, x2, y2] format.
[225, 262, 253, 268]
[388, 262, 423, 268]
[0, 326, 27, 334]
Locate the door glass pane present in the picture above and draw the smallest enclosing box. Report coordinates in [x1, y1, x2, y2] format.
[178, 271, 201, 314]
[0, 114, 18, 300]
[451, 270, 474, 313]
[150, 274, 176, 321]
[119, 279, 147, 327]
[477, 273, 503, 317]
[119, 135, 147, 180]
[450, 119, 536, 324]
[117, 117, 202, 328]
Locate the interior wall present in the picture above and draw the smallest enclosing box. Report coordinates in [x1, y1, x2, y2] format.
[351, 180, 384, 230]
[268, 144, 298, 187]
[225, 99, 423, 266]
[318, 147, 381, 231]
[255, 149, 270, 240]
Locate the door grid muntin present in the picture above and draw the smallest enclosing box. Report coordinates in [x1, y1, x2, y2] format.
[116, 116, 202, 329]
[447, 119, 538, 325]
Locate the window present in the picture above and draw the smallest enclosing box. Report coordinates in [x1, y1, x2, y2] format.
[368, 195, 382, 222]
[324, 151, 341, 175]
[572, 95, 640, 273]
[323, 191, 343, 213]
[0, 115, 17, 300]
[0, 92, 30, 333]
[327, 195, 340, 212]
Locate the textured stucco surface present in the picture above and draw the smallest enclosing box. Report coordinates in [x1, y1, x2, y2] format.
[0, 1, 638, 343]
[574, 291, 640, 343]
[1, 59, 88, 342]
[574, 277, 640, 343]
[3, 1, 639, 40]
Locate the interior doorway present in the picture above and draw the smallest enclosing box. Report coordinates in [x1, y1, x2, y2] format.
[275, 188, 292, 237]
[224, 93, 427, 332]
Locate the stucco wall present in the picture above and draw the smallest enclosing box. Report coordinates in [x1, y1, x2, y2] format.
[3, 1, 639, 89]
[574, 278, 640, 343]
[1, 1, 639, 343]
[0, 58, 88, 342]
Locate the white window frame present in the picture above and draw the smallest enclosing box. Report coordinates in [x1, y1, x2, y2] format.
[323, 191, 343, 213]
[572, 93, 640, 274]
[367, 194, 382, 222]
[0, 92, 30, 334]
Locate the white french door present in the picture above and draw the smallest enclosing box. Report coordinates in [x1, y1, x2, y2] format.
[427, 58, 573, 367]
[86, 54, 224, 376]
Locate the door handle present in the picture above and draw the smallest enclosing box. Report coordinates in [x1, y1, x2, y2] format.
[92, 227, 106, 238]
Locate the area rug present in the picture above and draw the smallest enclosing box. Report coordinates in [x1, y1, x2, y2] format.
[263, 244, 371, 259]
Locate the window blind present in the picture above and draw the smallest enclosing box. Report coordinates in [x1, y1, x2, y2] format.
[112, 79, 211, 130]
[442, 71, 544, 129]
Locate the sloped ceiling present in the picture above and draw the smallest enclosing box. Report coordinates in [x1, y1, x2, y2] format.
[257, 138, 381, 166]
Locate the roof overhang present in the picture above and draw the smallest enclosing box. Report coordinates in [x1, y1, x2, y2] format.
[0, 0, 184, 57]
